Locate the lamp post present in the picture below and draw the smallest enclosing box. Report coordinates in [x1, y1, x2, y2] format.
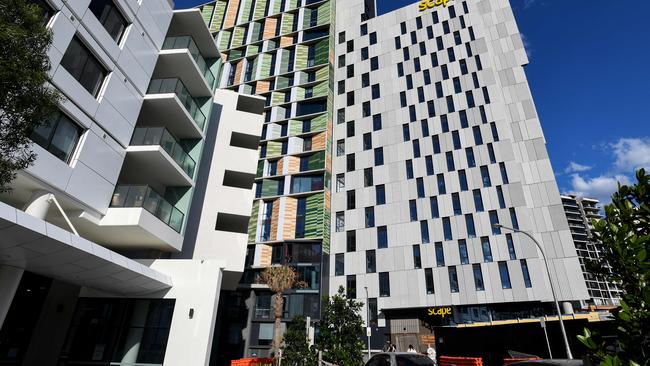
[365, 286, 371, 359]
[494, 224, 573, 360]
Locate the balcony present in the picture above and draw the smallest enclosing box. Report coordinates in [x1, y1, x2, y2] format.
[122, 128, 195, 187]
[142, 78, 206, 139]
[110, 185, 184, 233]
[158, 36, 216, 96]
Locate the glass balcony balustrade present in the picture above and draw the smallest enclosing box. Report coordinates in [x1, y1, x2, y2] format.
[147, 78, 206, 131]
[130, 127, 196, 178]
[162, 36, 216, 88]
[110, 185, 184, 233]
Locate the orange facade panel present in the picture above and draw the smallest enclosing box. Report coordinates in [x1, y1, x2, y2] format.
[264, 18, 278, 40]
[256, 80, 271, 93]
[283, 197, 297, 240]
[280, 36, 294, 48]
[223, 0, 241, 29]
[312, 132, 326, 150]
[233, 60, 243, 86]
[270, 198, 280, 241]
[259, 245, 272, 267]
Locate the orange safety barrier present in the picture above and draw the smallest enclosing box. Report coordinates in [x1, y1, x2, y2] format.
[230, 358, 274, 366]
[439, 355, 483, 366]
[503, 358, 542, 365]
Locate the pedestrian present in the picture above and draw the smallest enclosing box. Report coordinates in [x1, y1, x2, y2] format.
[383, 341, 391, 352]
[407, 345, 417, 353]
[426, 344, 437, 365]
[389, 344, 397, 352]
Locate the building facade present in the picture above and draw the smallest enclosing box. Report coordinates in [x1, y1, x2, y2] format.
[0, 0, 263, 364]
[195, 0, 341, 359]
[561, 195, 621, 309]
[329, 0, 590, 351]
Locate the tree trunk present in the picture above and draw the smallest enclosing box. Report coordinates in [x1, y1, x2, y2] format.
[272, 292, 285, 359]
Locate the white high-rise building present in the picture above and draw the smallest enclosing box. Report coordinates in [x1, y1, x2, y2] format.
[329, 0, 590, 351]
[0, 0, 263, 364]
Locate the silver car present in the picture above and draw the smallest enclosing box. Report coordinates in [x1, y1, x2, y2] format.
[366, 352, 435, 366]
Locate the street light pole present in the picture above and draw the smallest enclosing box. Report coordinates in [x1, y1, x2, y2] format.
[494, 224, 573, 360]
[365, 286, 371, 359]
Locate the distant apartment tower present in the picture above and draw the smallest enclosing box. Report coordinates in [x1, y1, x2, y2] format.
[196, 0, 338, 359]
[330, 0, 590, 350]
[561, 195, 621, 308]
[0, 0, 263, 364]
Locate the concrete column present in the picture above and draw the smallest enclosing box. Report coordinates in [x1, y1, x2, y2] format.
[23, 190, 53, 220]
[120, 300, 151, 364]
[0, 265, 24, 329]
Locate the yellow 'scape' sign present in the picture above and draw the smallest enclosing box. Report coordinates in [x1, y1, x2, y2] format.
[427, 307, 452, 317]
[419, 0, 449, 12]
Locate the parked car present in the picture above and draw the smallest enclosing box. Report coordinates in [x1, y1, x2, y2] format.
[366, 352, 435, 366]
[509, 360, 584, 366]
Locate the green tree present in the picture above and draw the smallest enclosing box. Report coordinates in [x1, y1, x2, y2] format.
[281, 315, 317, 366]
[316, 286, 365, 366]
[578, 169, 650, 366]
[0, 0, 61, 192]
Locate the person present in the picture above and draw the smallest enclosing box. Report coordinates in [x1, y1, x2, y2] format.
[426, 344, 437, 365]
[407, 345, 417, 353]
[389, 344, 397, 352]
[382, 341, 391, 352]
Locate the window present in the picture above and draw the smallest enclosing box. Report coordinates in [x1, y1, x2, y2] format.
[510, 208, 520, 230]
[371, 84, 380, 99]
[420, 221, 430, 244]
[347, 275, 357, 298]
[347, 153, 355, 172]
[337, 109, 345, 124]
[376, 185, 386, 205]
[446, 151, 455, 171]
[347, 190, 356, 210]
[61, 36, 107, 96]
[466, 147, 476, 167]
[435, 242, 445, 266]
[347, 91, 355, 107]
[424, 70, 431, 85]
[459, 240, 469, 264]
[487, 144, 496, 164]
[426, 156, 434, 176]
[405, 160, 414, 180]
[413, 245, 422, 269]
[482, 87, 491, 104]
[379, 272, 390, 297]
[459, 110, 469, 128]
[490, 211, 501, 234]
[369, 32, 377, 45]
[368, 298, 378, 323]
[296, 198, 307, 237]
[430, 197, 440, 219]
[499, 261, 512, 289]
[335, 211, 345, 232]
[361, 47, 369, 60]
[336, 174, 345, 192]
[347, 40, 354, 52]
[363, 133, 372, 150]
[437, 174, 446, 194]
[466, 214, 476, 238]
[364, 168, 374, 187]
[496, 186, 506, 208]
[400, 91, 407, 107]
[338, 31, 346, 44]
[409, 200, 418, 221]
[347, 65, 354, 78]
[362, 102, 371, 117]
[413, 140, 421, 158]
[473, 264, 485, 291]
[459, 170, 468, 191]
[397, 63, 404, 77]
[370, 57, 379, 71]
[89, 0, 128, 43]
[366, 250, 376, 273]
[337, 80, 345, 94]
[30, 111, 83, 163]
[416, 177, 425, 198]
[521, 259, 532, 288]
[374, 147, 384, 166]
[506, 234, 517, 260]
[443, 217, 452, 240]
[431, 52, 438, 67]
[481, 237, 493, 262]
[395, 36, 401, 49]
[473, 189, 484, 212]
[373, 114, 382, 131]
[377, 226, 388, 248]
[365, 207, 375, 228]
[403, 124, 411, 141]
[452, 193, 462, 215]
[500, 162, 510, 184]
[481, 166, 491, 187]
[491, 122, 500, 141]
[362, 73, 370, 87]
[335, 254, 344, 276]
[336, 139, 345, 156]
[425, 268, 435, 294]
[452, 131, 461, 150]
[347, 230, 356, 252]
[432, 135, 441, 154]
[473, 126, 483, 145]
[448, 266, 459, 293]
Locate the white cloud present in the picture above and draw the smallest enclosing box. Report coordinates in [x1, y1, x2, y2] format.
[523, 0, 537, 8]
[568, 174, 630, 205]
[520, 33, 533, 59]
[564, 161, 592, 174]
[611, 138, 650, 173]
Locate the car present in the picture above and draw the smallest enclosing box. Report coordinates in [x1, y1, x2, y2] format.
[366, 352, 436, 366]
[509, 360, 584, 366]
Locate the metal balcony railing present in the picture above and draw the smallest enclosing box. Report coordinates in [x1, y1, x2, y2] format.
[110, 185, 184, 233]
[130, 127, 196, 178]
[147, 78, 206, 131]
[162, 36, 216, 88]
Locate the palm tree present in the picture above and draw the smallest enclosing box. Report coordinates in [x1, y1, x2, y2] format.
[260, 265, 305, 361]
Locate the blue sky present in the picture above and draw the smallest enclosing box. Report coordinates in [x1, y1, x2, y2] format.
[175, 0, 650, 204]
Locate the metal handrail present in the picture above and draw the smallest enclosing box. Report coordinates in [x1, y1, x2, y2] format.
[110, 185, 184, 233]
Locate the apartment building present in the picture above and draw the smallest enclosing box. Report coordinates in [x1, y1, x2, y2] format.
[561, 195, 621, 308]
[0, 0, 263, 364]
[329, 0, 590, 352]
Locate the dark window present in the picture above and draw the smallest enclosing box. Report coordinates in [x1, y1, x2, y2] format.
[446, 151, 455, 171]
[31, 111, 83, 163]
[466, 214, 476, 238]
[362, 101, 371, 117]
[452, 193, 462, 215]
[347, 121, 355, 137]
[376, 184, 386, 205]
[365, 207, 375, 228]
[373, 114, 382, 131]
[347, 91, 355, 106]
[459, 240, 469, 264]
[89, 0, 128, 43]
[362, 73, 370, 87]
[521, 259, 532, 288]
[459, 170, 468, 191]
[431, 52, 438, 67]
[490, 210, 501, 234]
[473, 189, 484, 212]
[441, 115, 449, 132]
[437, 174, 446, 194]
[425, 268, 435, 294]
[409, 199, 418, 222]
[500, 162, 510, 184]
[361, 47, 369, 60]
[473, 264, 485, 291]
[510, 208, 520, 230]
[347, 40, 354, 52]
[379, 272, 390, 297]
[413, 245, 422, 269]
[506, 233, 517, 260]
[347, 275, 356, 298]
[435, 242, 445, 266]
[403, 124, 410, 141]
[449, 266, 459, 293]
[347, 190, 356, 210]
[466, 147, 476, 167]
[443, 217, 452, 240]
[347, 65, 354, 78]
[335, 254, 344, 276]
[499, 261, 512, 289]
[430, 197, 440, 219]
[295, 198, 307, 237]
[370, 56, 379, 70]
[366, 250, 376, 273]
[466, 91, 475, 108]
[426, 156, 434, 176]
[488, 143, 496, 164]
[374, 147, 384, 166]
[481, 236, 493, 262]
[372, 84, 380, 99]
[446, 96, 455, 112]
[61, 36, 107, 96]
[420, 220, 430, 244]
[473, 126, 483, 145]
[346, 153, 355, 172]
[338, 31, 345, 44]
[406, 160, 414, 179]
[395, 36, 401, 50]
[481, 166, 491, 187]
[347, 230, 356, 252]
[413, 139, 421, 158]
[364, 167, 373, 187]
[369, 32, 377, 45]
[377, 226, 388, 248]
[416, 177, 425, 198]
[432, 135, 441, 154]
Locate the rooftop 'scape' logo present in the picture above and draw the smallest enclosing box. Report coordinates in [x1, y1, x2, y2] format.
[419, 0, 449, 12]
[427, 307, 452, 318]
